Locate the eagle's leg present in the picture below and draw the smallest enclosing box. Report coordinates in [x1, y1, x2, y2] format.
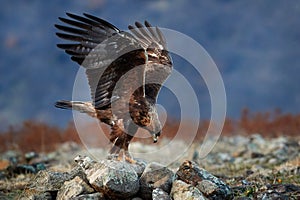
[108, 133, 135, 162]
[122, 122, 138, 163]
[123, 134, 135, 163]
[107, 124, 123, 160]
[107, 123, 137, 163]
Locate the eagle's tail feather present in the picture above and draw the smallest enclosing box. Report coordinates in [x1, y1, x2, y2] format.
[55, 100, 97, 118]
[55, 100, 73, 109]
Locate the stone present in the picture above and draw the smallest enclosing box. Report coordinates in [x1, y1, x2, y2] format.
[27, 191, 57, 200]
[58, 141, 82, 153]
[256, 184, 300, 199]
[75, 155, 139, 199]
[257, 191, 289, 200]
[1, 150, 21, 165]
[267, 158, 278, 165]
[32, 170, 73, 191]
[69, 165, 89, 183]
[250, 152, 264, 158]
[0, 171, 6, 180]
[271, 184, 300, 193]
[152, 188, 172, 200]
[56, 176, 95, 200]
[25, 151, 39, 162]
[197, 179, 220, 196]
[176, 160, 233, 199]
[13, 163, 46, 174]
[73, 192, 106, 200]
[218, 153, 234, 162]
[139, 162, 175, 199]
[130, 158, 147, 177]
[170, 180, 206, 200]
[248, 134, 266, 152]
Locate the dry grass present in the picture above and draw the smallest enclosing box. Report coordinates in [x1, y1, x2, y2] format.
[0, 108, 300, 153]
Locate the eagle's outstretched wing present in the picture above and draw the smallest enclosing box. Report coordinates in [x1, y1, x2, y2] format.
[56, 13, 145, 109]
[128, 22, 173, 103]
[55, 13, 172, 109]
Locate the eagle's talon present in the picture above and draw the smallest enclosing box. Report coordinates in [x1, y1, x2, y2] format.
[124, 151, 136, 164]
[125, 156, 136, 164]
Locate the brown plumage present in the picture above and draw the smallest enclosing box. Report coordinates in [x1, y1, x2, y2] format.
[55, 13, 173, 162]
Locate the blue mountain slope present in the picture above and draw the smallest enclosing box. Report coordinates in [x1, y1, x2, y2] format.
[0, 0, 299, 129]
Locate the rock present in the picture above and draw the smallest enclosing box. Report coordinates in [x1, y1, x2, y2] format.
[13, 164, 36, 174]
[248, 134, 266, 152]
[267, 158, 278, 165]
[218, 153, 234, 162]
[176, 160, 233, 199]
[25, 151, 39, 163]
[13, 163, 46, 174]
[1, 150, 21, 165]
[59, 141, 82, 153]
[197, 179, 220, 196]
[170, 180, 206, 200]
[256, 184, 300, 199]
[73, 192, 106, 200]
[152, 188, 172, 200]
[0, 171, 6, 180]
[56, 176, 95, 200]
[27, 191, 57, 200]
[250, 152, 264, 158]
[270, 183, 300, 193]
[130, 158, 147, 177]
[257, 191, 289, 200]
[75, 155, 139, 199]
[2, 134, 299, 199]
[75, 155, 96, 170]
[32, 170, 73, 191]
[69, 165, 89, 183]
[139, 162, 175, 199]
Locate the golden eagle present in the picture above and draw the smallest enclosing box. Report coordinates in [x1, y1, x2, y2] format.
[55, 13, 173, 162]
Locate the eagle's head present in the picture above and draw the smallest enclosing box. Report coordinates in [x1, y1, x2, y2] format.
[130, 98, 162, 143]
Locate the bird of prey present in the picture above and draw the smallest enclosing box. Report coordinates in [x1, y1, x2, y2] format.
[55, 13, 173, 162]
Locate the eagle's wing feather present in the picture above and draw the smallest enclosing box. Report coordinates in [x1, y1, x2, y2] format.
[56, 13, 172, 109]
[128, 21, 173, 103]
[56, 13, 146, 109]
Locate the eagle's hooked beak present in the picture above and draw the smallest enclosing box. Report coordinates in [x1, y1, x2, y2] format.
[152, 132, 160, 143]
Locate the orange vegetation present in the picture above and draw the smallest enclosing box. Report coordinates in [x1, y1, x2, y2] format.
[0, 108, 299, 153]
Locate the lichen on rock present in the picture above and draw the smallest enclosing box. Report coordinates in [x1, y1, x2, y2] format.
[75, 155, 139, 199]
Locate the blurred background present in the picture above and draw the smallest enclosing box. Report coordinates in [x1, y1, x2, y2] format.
[1, 0, 300, 132]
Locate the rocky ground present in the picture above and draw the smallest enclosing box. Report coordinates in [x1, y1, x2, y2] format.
[0, 134, 300, 199]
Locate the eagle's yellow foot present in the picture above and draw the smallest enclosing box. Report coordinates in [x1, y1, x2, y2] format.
[118, 150, 136, 164]
[124, 151, 136, 164]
